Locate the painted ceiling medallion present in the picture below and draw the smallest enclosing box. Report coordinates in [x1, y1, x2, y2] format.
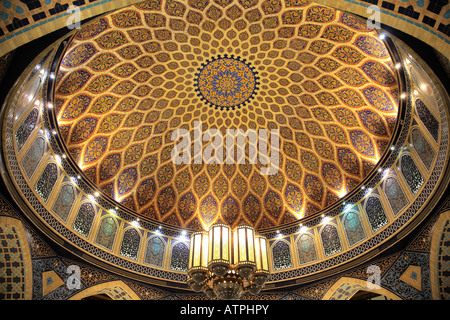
[194, 55, 259, 110]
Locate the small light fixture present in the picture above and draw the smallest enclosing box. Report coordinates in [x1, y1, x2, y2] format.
[322, 216, 331, 224]
[131, 220, 140, 227]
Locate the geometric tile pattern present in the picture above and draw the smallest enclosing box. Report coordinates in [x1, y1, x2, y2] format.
[0, 224, 25, 300]
[54, 0, 400, 230]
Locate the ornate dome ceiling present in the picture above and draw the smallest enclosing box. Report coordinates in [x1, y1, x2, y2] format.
[53, 0, 399, 231]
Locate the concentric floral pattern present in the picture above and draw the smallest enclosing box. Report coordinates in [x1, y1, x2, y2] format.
[55, 0, 399, 230]
[195, 55, 259, 109]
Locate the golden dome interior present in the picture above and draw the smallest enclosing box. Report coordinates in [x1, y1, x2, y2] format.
[54, 0, 399, 231]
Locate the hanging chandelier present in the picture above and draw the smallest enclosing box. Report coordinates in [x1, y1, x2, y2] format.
[187, 222, 270, 299]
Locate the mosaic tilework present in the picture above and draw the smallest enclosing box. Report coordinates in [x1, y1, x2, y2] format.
[381, 251, 432, 299]
[438, 220, 450, 299]
[194, 55, 259, 110]
[0, 224, 25, 300]
[2, 0, 448, 296]
[53, 0, 400, 230]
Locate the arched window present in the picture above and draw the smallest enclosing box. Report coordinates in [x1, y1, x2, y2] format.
[144, 236, 166, 268]
[415, 98, 439, 142]
[400, 154, 424, 195]
[365, 196, 388, 232]
[343, 211, 366, 246]
[73, 202, 96, 238]
[21, 135, 45, 180]
[52, 183, 76, 222]
[411, 127, 435, 171]
[272, 240, 293, 271]
[119, 228, 141, 260]
[170, 241, 189, 272]
[296, 233, 318, 265]
[320, 224, 342, 257]
[35, 162, 58, 203]
[15, 107, 39, 151]
[384, 176, 409, 216]
[95, 215, 118, 251]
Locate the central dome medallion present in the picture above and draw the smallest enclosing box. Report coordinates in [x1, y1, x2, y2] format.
[194, 55, 259, 110]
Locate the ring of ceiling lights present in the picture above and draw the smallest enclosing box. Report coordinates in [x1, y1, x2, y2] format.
[1, 1, 449, 291]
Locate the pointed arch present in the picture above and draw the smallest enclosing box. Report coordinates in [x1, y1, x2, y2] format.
[144, 235, 167, 268]
[322, 277, 401, 300]
[68, 280, 140, 300]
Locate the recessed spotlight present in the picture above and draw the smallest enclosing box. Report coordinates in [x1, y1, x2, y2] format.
[131, 220, 140, 227]
[322, 216, 331, 224]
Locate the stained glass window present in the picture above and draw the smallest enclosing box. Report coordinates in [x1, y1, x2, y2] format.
[144, 236, 166, 268]
[320, 224, 342, 257]
[73, 202, 96, 238]
[416, 98, 439, 142]
[21, 136, 45, 180]
[95, 215, 118, 250]
[342, 211, 366, 246]
[400, 154, 424, 195]
[51, 183, 76, 222]
[296, 233, 318, 265]
[119, 228, 141, 260]
[169, 242, 189, 272]
[365, 196, 388, 232]
[34, 162, 57, 203]
[411, 127, 435, 171]
[15, 107, 39, 151]
[384, 176, 409, 216]
[272, 240, 293, 270]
